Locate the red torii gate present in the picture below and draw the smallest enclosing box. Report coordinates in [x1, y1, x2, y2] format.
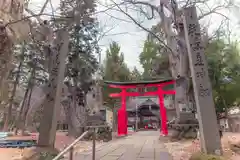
[104, 79, 176, 136]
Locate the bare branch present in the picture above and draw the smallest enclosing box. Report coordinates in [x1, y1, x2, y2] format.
[39, 0, 50, 15]
[49, 0, 55, 18]
[110, 0, 173, 54]
[25, 8, 43, 23]
[103, 11, 132, 23]
[198, 3, 230, 20]
[124, 0, 161, 17]
[97, 24, 117, 42]
[5, 1, 128, 32]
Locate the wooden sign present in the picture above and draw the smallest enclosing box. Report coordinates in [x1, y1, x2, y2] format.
[183, 6, 222, 154]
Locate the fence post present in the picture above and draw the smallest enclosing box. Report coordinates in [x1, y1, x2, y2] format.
[92, 128, 96, 160]
[69, 146, 74, 160]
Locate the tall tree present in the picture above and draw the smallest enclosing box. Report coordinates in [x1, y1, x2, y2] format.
[57, 0, 100, 136]
[139, 37, 170, 80]
[60, 0, 99, 90]
[103, 41, 131, 84]
[3, 43, 25, 131]
[102, 41, 131, 131]
[206, 39, 240, 115]
[11, 36, 50, 133]
[130, 67, 142, 81]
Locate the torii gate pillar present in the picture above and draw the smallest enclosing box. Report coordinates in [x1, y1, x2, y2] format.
[118, 89, 127, 135]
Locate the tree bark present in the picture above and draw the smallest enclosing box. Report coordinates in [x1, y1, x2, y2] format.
[64, 102, 75, 136]
[159, 4, 195, 118]
[14, 86, 29, 135]
[0, 23, 12, 103]
[67, 79, 81, 137]
[15, 64, 35, 134]
[3, 43, 24, 131]
[20, 82, 34, 135]
[1, 22, 13, 131]
[38, 29, 69, 147]
[222, 97, 231, 131]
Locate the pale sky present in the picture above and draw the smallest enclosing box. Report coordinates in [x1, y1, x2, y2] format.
[30, 0, 240, 71]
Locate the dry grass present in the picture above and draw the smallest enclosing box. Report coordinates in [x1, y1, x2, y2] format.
[165, 132, 240, 160]
[189, 152, 225, 160]
[20, 147, 60, 160]
[0, 132, 72, 160]
[0, 132, 106, 160]
[0, 148, 25, 160]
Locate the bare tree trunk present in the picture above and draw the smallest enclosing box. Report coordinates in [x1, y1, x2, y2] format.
[14, 86, 29, 135]
[159, 3, 195, 118]
[1, 22, 13, 131]
[81, 93, 88, 133]
[64, 101, 75, 136]
[21, 83, 34, 135]
[3, 43, 24, 131]
[68, 78, 79, 137]
[73, 78, 78, 112]
[0, 23, 12, 105]
[15, 64, 35, 134]
[38, 29, 69, 147]
[222, 97, 231, 131]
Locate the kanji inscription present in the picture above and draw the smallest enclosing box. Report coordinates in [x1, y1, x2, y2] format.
[183, 6, 222, 154]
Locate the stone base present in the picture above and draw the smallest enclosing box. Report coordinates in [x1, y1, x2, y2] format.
[166, 127, 198, 141]
[168, 112, 199, 141]
[159, 134, 172, 142]
[83, 127, 112, 142]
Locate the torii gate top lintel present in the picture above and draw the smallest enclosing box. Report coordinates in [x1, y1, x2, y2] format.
[104, 79, 174, 88]
[104, 79, 175, 97]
